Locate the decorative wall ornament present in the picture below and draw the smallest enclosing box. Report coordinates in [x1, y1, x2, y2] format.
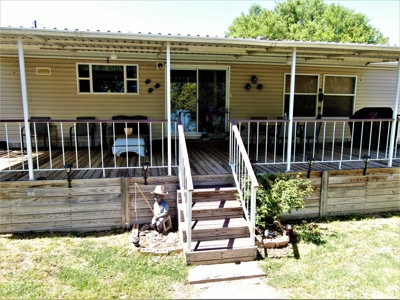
[245, 83, 252, 91]
[145, 79, 151, 84]
[257, 84, 263, 90]
[251, 75, 258, 83]
[148, 88, 154, 93]
[155, 83, 161, 89]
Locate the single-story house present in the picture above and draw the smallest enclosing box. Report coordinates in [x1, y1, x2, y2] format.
[0, 26, 399, 264]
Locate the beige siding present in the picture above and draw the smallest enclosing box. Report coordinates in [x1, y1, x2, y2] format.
[1, 57, 398, 145]
[0, 57, 167, 144]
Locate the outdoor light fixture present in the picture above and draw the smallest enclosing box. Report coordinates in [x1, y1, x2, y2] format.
[363, 155, 371, 175]
[148, 88, 153, 93]
[257, 84, 263, 90]
[145, 79, 151, 84]
[251, 75, 258, 83]
[245, 83, 251, 91]
[250, 159, 258, 171]
[141, 162, 150, 185]
[307, 157, 315, 178]
[64, 164, 73, 188]
[156, 62, 164, 70]
[318, 88, 324, 102]
[110, 52, 117, 60]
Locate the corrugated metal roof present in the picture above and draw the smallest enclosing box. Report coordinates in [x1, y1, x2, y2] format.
[1, 26, 399, 67]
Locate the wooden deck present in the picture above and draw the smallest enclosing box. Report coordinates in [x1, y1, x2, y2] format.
[1, 139, 399, 181]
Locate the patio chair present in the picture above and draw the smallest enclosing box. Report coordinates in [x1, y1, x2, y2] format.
[276, 122, 301, 148]
[251, 117, 268, 145]
[69, 117, 96, 149]
[21, 117, 51, 151]
[301, 114, 322, 152]
[130, 115, 150, 152]
[130, 115, 149, 135]
[109, 115, 132, 135]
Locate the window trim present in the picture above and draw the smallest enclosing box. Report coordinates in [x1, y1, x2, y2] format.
[322, 74, 357, 117]
[283, 73, 320, 118]
[76, 63, 139, 95]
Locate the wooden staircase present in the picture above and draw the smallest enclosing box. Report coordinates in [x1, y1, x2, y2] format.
[178, 175, 257, 265]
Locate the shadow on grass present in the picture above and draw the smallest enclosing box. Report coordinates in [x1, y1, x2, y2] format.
[290, 211, 399, 246]
[3, 227, 131, 240]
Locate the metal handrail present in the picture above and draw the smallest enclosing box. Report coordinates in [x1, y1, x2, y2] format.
[229, 121, 259, 244]
[177, 122, 194, 252]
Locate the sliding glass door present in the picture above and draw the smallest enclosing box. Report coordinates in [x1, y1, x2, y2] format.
[171, 68, 227, 135]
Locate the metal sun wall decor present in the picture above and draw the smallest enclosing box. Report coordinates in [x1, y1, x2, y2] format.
[145, 80, 161, 93]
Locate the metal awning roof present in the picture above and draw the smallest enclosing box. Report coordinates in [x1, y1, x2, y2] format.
[1, 27, 399, 67]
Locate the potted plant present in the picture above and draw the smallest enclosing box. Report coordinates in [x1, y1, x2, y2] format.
[255, 173, 313, 247]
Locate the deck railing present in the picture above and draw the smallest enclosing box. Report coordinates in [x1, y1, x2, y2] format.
[229, 121, 259, 243]
[177, 122, 194, 252]
[0, 118, 177, 178]
[236, 117, 400, 170]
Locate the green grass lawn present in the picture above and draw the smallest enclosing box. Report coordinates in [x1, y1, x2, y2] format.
[0, 230, 189, 299]
[1, 212, 399, 299]
[260, 212, 400, 299]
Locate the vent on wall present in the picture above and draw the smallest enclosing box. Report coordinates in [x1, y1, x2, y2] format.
[36, 67, 51, 75]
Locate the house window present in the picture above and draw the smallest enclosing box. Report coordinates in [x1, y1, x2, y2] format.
[77, 64, 139, 94]
[322, 75, 356, 117]
[284, 74, 319, 117]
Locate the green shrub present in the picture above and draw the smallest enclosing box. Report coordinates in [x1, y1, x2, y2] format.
[256, 173, 313, 232]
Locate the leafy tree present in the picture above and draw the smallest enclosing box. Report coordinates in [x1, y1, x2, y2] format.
[171, 82, 197, 113]
[226, 0, 389, 44]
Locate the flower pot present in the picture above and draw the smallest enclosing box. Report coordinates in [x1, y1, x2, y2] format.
[124, 128, 133, 135]
[263, 233, 290, 248]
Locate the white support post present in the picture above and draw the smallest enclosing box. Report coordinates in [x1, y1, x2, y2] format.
[18, 36, 34, 180]
[286, 47, 297, 172]
[250, 186, 257, 243]
[166, 42, 172, 175]
[387, 58, 400, 167]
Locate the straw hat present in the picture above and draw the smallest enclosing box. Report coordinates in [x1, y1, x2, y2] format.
[151, 185, 168, 195]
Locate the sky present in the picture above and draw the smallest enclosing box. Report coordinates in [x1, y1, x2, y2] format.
[1, 0, 399, 45]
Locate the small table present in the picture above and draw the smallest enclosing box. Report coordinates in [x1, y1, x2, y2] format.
[112, 137, 146, 157]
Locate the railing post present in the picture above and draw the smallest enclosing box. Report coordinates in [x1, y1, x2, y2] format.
[250, 186, 257, 243]
[387, 57, 400, 167]
[186, 191, 192, 251]
[18, 36, 34, 180]
[166, 42, 172, 175]
[121, 178, 131, 229]
[320, 171, 329, 217]
[286, 47, 297, 172]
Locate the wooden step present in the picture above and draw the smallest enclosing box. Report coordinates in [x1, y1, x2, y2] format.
[192, 187, 238, 203]
[192, 174, 235, 188]
[182, 217, 250, 242]
[183, 237, 257, 265]
[179, 200, 243, 222]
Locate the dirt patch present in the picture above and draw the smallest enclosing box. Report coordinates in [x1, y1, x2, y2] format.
[172, 278, 289, 299]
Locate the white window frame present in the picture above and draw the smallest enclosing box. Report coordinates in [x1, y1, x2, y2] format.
[322, 74, 357, 118]
[76, 63, 139, 94]
[283, 73, 320, 118]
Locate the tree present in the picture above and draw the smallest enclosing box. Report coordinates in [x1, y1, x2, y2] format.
[226, 0, 389, 44]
